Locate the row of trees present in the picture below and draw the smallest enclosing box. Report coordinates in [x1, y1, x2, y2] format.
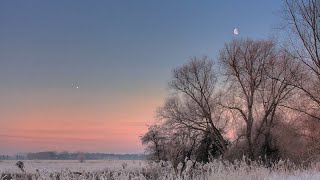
[7, 152, 145, 160]
[141, 0, 320, 168]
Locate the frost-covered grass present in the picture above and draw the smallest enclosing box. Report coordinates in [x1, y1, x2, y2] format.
[1, 159, 320, 179]
[0, 160, 146, 174]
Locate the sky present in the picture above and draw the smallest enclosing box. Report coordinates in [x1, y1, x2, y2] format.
[0, 0, 283, 155]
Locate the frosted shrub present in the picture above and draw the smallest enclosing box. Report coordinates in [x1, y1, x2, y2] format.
[1, 159, 320, 179]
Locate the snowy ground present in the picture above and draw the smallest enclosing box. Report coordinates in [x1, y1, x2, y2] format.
[0, 160, 146, 174]
[267, 173, 320, 180]
[1, 160, 320, 179]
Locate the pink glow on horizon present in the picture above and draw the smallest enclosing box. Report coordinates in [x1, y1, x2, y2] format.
[0, 95, 163, 155]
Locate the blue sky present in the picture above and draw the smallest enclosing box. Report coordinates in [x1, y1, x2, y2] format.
[0, 0, 283, 154]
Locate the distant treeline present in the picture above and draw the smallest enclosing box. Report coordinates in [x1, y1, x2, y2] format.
[0, 152, 145, 160]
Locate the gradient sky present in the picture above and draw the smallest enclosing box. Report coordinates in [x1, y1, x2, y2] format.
[0, 1, 283, 155]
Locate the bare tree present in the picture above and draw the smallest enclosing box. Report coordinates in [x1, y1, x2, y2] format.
[158, 56, 228, 155]
[142, 121, 210, 170]
[162, 125, 203, 171]
[141, 125, 167, 162]
[282, 0, 320, 120]
[142, 57, 229, 166]
[219, 39, 297, 160]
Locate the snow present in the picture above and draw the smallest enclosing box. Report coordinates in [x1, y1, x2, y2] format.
[0, 160, 319, 179]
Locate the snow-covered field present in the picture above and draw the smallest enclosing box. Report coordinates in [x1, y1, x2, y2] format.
[1, 159, 320, 179]
[0, 160, 146, 174]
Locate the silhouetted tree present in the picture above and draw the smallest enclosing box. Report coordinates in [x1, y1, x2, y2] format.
[158, 57, 228, 154]
[219, 39, 297, 160]
[142, 57, 229, 166]
[141, 125, 167, 162]
[282, 0, 320, 121]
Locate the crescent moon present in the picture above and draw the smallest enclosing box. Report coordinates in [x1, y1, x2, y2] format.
[233, 28, 239, 35]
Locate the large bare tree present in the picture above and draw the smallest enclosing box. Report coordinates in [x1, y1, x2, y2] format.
[282, 0, 320, 120]
[219, 39, 297, 160]
[158, 56, 228, 155]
